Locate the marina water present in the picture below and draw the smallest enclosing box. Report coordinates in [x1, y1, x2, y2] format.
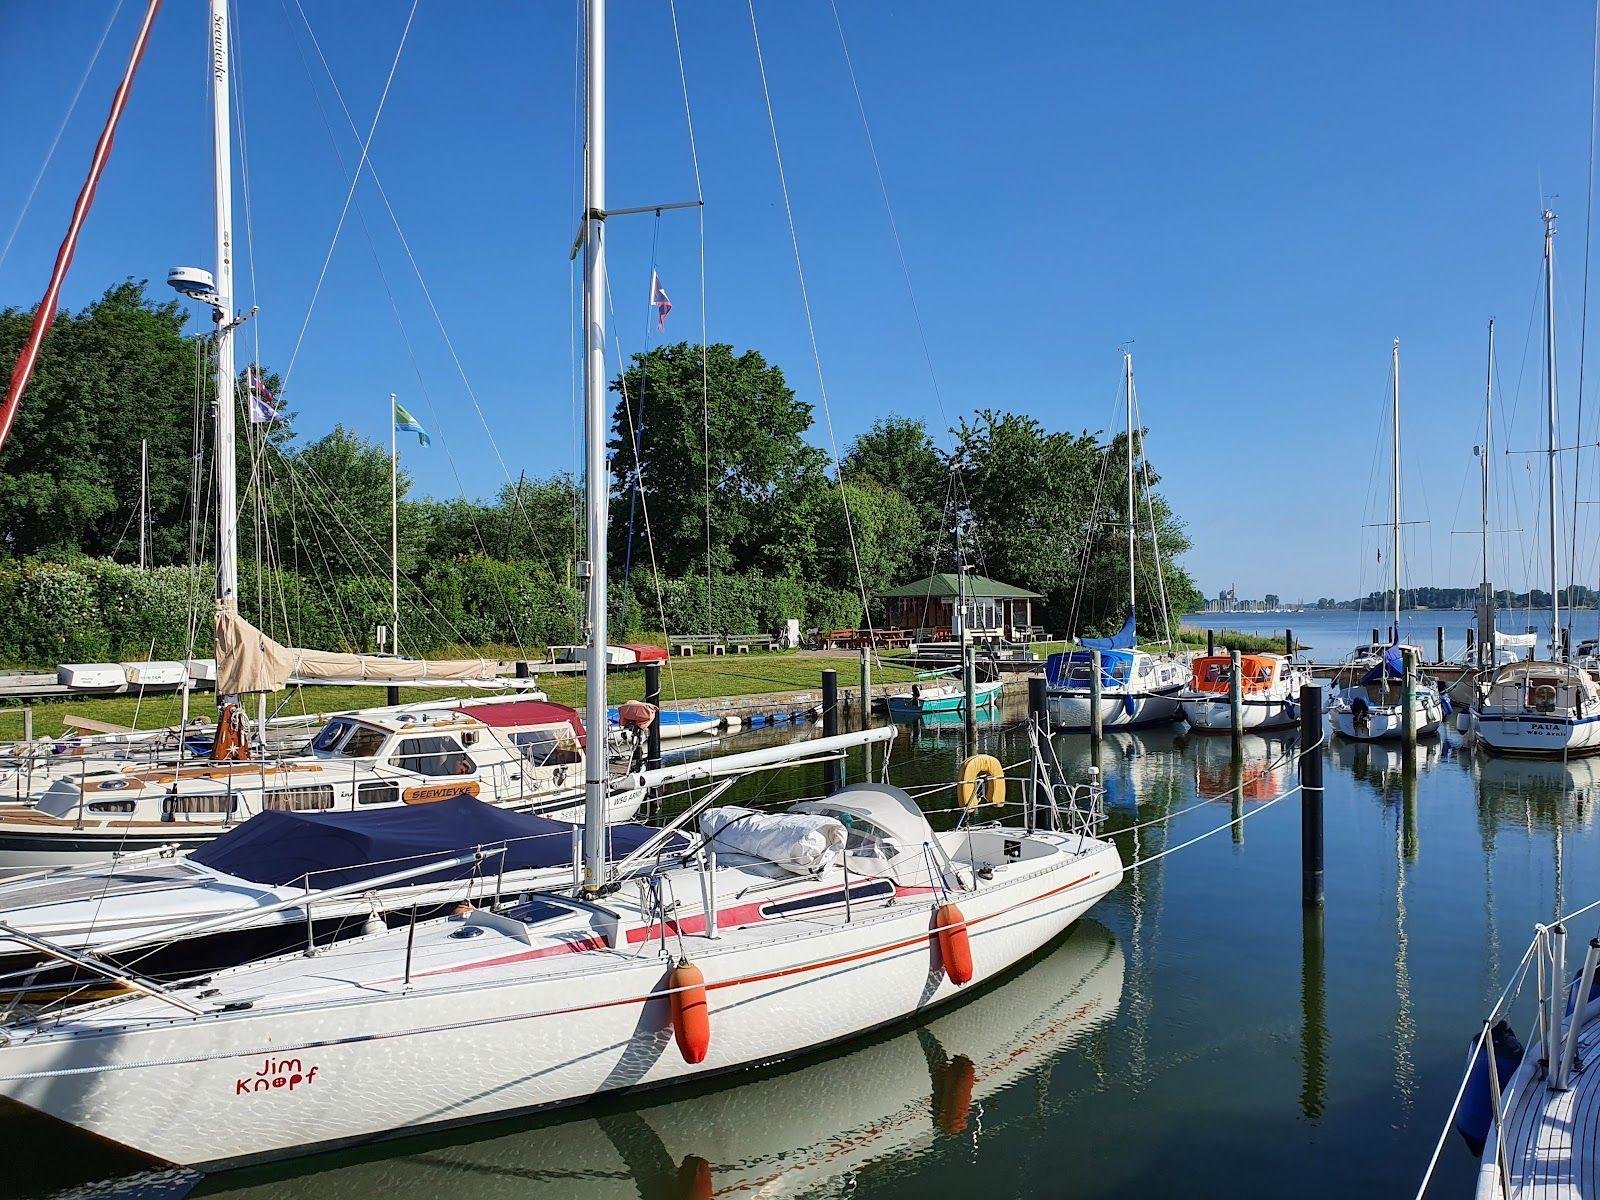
[0, 707, 1590, 1198]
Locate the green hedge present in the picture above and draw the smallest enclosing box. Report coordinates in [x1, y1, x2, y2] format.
[0, 558, 863, 666]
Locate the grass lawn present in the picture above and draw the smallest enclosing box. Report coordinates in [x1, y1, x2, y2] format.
[0, 652, 924, 741]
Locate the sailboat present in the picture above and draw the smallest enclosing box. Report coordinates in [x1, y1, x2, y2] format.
[0, 0, 1123, 1169]
[1328, 339, 1445, 742]
[1045, 351, 1188, 731]
[1472, 213, 1600, 758]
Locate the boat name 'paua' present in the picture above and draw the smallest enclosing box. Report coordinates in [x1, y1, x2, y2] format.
[235, 1057, 318, 1096]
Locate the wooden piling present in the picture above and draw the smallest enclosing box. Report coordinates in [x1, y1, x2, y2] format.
[859, 646, 872, 730]
[962, 642, 977, 736]
[1206, 628, 1215, 656]
[1028, 675, 1047, 727]
[644, 661, 662, 773]
[386, 686, 400, 707]
[1285, 628, 1294, 658]
[822, 669, 840, 795]
[1089, 649, 1104, 741]
[1436, 626, 1445, 665]
[1228, 648, 1243, 742]
[515, 661, 529, 680]
[1401, 647, 1417, 749]
[1300, 681, 1325, 907]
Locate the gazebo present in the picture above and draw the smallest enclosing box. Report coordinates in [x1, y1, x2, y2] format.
[877, 571, 1042, 640]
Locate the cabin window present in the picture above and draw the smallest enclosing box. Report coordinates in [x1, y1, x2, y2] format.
[339, 726, 388, 759]
[357, 781, 399, 806]
[264, 785, 335, 812]
[393, 735, 475, 777]
[164, 794, 237, 815]
[88, 800, 136, 814]
[311, 720, 352, 752]
[513, 729, 580, 767]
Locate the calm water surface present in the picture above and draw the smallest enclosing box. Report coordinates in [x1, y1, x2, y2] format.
[1184, 605, 1600, 662]
[3, 709, 1597, 1199]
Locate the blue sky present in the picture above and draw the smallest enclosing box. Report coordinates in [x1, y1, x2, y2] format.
[3, 2, 1600, 604]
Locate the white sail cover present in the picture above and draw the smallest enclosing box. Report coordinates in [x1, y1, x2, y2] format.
[214, 604, 502, 695]
[698, 806, 847, 875]
[1495, 630, 1537, 649]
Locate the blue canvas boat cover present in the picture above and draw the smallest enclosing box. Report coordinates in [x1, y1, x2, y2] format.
[1079, 612, 1137, 651]
[1046, 649, 1133, 689]
[1359, 644, 1406, 685]
[190, 795, 675, 890]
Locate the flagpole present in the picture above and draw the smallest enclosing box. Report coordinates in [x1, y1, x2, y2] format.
[390, 392, 399, 658]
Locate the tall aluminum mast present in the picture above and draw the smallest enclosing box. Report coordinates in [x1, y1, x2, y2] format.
[580, 0, 610, 892]
[1392, 338, 1402, 637]
[1478, 319, 1495, 669]
[1543, 211, 1562, 657]
[210, 0, 238, 626]
[1124, 351, 1136, 626]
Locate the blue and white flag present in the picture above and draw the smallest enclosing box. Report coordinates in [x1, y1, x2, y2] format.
[393, 399, 430, 447]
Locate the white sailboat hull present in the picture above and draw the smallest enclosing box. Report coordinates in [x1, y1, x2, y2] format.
[1473, 712, 1600, 758]
[0, 836, 1121, 1169]
[1046, 689, 1181, 731]
[1329, 696, 1445, 742]
[1178, 696, 1301, 732]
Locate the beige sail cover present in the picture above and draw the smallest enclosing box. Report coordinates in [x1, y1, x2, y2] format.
[214, 604, 502, 694]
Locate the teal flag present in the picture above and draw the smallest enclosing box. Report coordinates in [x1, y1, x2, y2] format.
[393, 400, 431, 447]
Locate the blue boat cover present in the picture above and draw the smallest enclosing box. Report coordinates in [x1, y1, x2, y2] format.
[1359, 644, 1406, 685]
[1079, 611, 1137, 651]
[190, 795, 674, 890]
[1046, 649, 1133, 689]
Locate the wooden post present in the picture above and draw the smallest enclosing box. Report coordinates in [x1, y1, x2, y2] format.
[1436, 626, 1445, 666]
[859, 646, 872, 730]
[1206, 628, 1215, 656]
[1028, 675, 1047, 726]
[1089, 649, 1104, 741]
[962, 641, 977, 735]
[1401, 646, 1417, 749]
[1285, 628, 1294, 658]
[1300, 681, 1325, 907]
[515, 660, 529, 680]
[822, 669, 840, 795]
[644, 661, 662, 773]
[1228, 648, 1243, 742]
[1230, 742, 1245, 846]
[386, 686, 400, 707]
[1467, 626, 1477, 666]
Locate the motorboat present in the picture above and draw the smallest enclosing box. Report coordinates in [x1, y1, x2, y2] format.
[0, 699, 647, 870]
[1176, 652, 1312, 732]
[1471, 661, 1600, 758]
[1044, 646, 1187, 732]
[886, 677, 1003, 718]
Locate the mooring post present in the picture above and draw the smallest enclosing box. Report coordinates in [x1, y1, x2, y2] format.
[1371, 627, 1380, 646]
[1089, 648, 1104, 741]
[386, 685, 400, 707]
[1285, 628, 1294, 658]
[515, 660, 529, 681]
[1436, 626, 1445, 666]
[1466, 626, 1477, 667]
[1299, 681, 1325, 907]
[1401, 646, 1417, 750]
[859, 645, 872, 729]
[1206, 627, 1215, 656]
[1228, 648, 1243, 742]
[644, 660, 662, 773]
[962, 641, 978, 736]
[822, 669, 840, 795]
[1230, 740, 1245, 846]
[1028, 675, 1047, 727]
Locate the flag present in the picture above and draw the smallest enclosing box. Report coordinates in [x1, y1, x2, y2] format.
[650, 271, 672, 330]
[248, 368, 278, 424]
[393, 399, 431, 447]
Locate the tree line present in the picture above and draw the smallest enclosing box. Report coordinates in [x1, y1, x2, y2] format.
[0, 282, 1200, 661]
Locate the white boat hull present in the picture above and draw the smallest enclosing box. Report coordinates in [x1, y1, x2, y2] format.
[1178, 696, 1301, 732]
[0, 836, 1121, 1169]
[1046, 689, 1181, 731]
[1330, 697, 1445, 742]
[1473, 711, 1600, 758]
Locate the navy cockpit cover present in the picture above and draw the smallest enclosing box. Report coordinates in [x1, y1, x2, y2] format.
[1360, 644, 1406, 685]
[190, 795, 673, 890]
[1080, 611, 1137, 651]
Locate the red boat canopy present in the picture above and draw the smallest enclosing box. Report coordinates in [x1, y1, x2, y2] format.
[456, 700, 586, 746]
[621, 642, 668, 663]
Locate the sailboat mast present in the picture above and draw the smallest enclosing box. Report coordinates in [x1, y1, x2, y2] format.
[580, 0, 610, 892]
[1124, 351, 1136, 624]
[210, 0, 238, 619]
[390, 393, 400, 657]
[138, 437, 148, 571]
[1544, 210, 1562, 656]
[1480, 318, 1495, 669]
[1392, 338, 1402, 637]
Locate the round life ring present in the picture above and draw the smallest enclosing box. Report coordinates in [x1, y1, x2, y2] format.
[957, 754, 1006, 811]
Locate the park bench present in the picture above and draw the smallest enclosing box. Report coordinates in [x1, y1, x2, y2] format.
[726, 634, 779, 654]
[669, 634, 724, 657]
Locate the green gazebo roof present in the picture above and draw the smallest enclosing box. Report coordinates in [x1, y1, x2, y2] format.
[876, 572, 1041, 601]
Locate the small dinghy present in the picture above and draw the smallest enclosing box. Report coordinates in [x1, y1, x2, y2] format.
[608, 707, 721, 739]
[886, 678, 1002, 717]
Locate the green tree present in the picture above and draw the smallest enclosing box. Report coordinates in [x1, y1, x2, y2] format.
[609, 343, 828, 578]
[841, 416, 948, 566]
[810, 479, 923, 596]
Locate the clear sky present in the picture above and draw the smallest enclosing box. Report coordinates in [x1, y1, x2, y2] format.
[3, 1, 1600, 604]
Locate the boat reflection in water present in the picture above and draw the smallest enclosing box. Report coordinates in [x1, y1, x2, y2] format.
[1186, 731, 1296, 806]
[195, 923, 1123, 1200]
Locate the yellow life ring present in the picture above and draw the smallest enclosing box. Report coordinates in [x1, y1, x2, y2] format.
[958, 754, 1006, 811]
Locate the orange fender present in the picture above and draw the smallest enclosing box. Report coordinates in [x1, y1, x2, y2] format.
[670, 960, 711, 1064]
[934, 903, 973, 985]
